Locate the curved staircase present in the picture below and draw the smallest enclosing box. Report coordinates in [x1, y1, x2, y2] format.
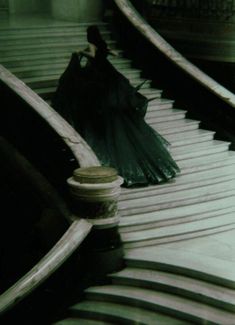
[1, 15, 235, 324]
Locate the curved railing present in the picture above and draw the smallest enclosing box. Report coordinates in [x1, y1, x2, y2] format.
[0, 65, 99, 314]
[0, 219, 92, 314]
[113, 0, 235, 108]
[0, 64, 99, 167]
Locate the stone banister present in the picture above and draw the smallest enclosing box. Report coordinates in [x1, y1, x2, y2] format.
[0, 64, 99, 167]
[0, 65, 99, 314]
[113, 0, 235, 108]
[0, 219, 92, 314]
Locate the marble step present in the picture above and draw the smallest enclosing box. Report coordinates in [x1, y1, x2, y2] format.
[53, 319, 109, 325]
[151, 119, 200, 135]
[121, 214, 235, 248]
[11, 64, 141, 80]
[121, 158, 235, 195]
[110, 268, 235, 312]
[119, 179, 235, 216]
[120, 172, 235, 203]
[165, 129, 215, 147]
[146, 110, 186, 124]
[0, 40, 116, 56]
[68, 300, 189, 325]
[171, 138, 228, 151]
[147, 98, 174, 110]
[28, 76, 151, 92]
[173, 140, 229, 161]
[0, 31, 112, 46]
[3, 55, 131, 69]
[146, 107, 185, 118]
[0, 22, 108, 33]
[119, 200, 235, 233]
[178, 151, 235, 173]
[140, 88, 163, 97]
[35, 84, 161, 101]
[125, 247, 235, 289]
[84, 285, 235, 324]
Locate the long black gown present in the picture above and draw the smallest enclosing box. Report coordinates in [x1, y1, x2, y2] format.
[52, 50, 180, 187]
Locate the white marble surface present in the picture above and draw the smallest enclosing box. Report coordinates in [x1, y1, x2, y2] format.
[162, 228, 235, 263]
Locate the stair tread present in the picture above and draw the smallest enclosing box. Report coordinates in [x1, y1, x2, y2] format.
[111, 268, 235, 309]
[119, 196, 235, 227]
[85, 285, 235, 324]
[53, 318, 109, 325]
[120, 173, 235, 203]
[119, 179, 235, 210]
[121, 212, 235, 242]
[70, 300, 189, 325]
[125, 247, 235, 288]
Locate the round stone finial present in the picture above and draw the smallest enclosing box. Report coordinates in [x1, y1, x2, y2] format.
[73, 166, 118, 184]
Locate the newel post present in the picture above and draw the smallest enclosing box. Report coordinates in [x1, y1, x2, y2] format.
[67, 166, 124, 281]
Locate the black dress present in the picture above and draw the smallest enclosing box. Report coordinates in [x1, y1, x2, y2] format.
[52, 50, 180, 187]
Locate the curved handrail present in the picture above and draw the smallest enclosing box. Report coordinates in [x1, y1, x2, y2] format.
[0, 64, 99, 167]
[0, 219, 92, 314]
[0, 65, 99, 314]
[113, 0, 235, 108]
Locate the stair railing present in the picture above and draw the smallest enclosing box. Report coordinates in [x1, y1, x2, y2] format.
[113, 0, 235, 108]
[0, 64, 123, 314]
[0, 219, 92, 314]
[0, 64, 98, 314]
[0, 64, 99, 167]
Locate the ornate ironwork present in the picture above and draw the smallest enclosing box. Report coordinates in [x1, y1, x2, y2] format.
[149, 0, 235, 20]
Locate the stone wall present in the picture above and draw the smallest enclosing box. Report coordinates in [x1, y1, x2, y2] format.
[51, 0, 104, 22]
[9, 0, 51, 13]
[8, 0, 104, 20]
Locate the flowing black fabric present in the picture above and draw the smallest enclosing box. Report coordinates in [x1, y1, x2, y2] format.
[52, 51, 180, 187]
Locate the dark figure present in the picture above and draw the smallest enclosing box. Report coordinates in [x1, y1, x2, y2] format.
[52, 25, 180, 187]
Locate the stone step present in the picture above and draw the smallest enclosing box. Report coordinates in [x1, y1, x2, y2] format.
[68, 300, 189, 325]
[120, 206, 235, 234]
[165, 129, 215, 147]
[120, 172, 235, 203]
[36, 83, 158, 101]
[121, 214, 235, 248]
[151, 119, 200, 135]
[110, 268, 235, 312]
[3, 55, 131, 70]
[0, 28, 110, 40]
[147, 98, 174, 110]
[119, 196, 235, 233]
[0, 40, 116, 57]
[121, 162, 235, 196]
[29, 77, 151, 93]
[0, 31, 112, 46]
[139, 88, 163, 97]
[11, 64, 141, 80]
[173, 137, 228, 153]
[85, 285, 235, 324]
[179, 151, 235, 173]
[146, 107, 181, 119]
[53, 318, 109, 325]
[116, 69, 142, 80]
[146, 110, 186, 124]
[173, 140, 229, 161]
[125, 247, 235, 289]
[119, 179, 235, 216]
[0, 21, 108, 33]
[121, 158, 235, 195]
